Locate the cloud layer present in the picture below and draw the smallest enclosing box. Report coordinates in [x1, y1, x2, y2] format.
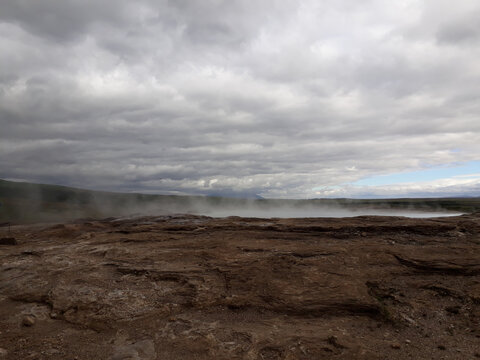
[1, 0, 479, 198]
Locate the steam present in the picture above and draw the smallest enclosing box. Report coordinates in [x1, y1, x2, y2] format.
[200, 206, 462, 219]
[0, 179, 466, 224]
[86, 195, 463, 219]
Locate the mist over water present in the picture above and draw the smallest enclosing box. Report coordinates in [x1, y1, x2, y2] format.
[82, 195, 464, 220]
[0, 179, 469, 223]
[197, 206, 463, 219]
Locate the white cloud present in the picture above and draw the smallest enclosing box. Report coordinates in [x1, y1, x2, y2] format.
[315, 176, 480, 198]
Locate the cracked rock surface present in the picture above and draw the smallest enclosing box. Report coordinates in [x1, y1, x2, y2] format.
[1, 213, 480, 359]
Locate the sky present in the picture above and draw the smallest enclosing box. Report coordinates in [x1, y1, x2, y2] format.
[0, 0, 479, 199]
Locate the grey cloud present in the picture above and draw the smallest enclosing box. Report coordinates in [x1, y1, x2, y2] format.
[1, 0, 480, 199]
[0, 0, 129, 42]
[436, 11, 480, 44]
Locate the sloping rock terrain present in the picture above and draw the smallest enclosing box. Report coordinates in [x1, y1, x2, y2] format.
[1, 213, 480, 359]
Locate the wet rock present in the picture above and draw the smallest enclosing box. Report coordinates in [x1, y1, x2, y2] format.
[0, 237, 17, 245]
[22, 315, 36, 327]
[445, 306, 460, 314]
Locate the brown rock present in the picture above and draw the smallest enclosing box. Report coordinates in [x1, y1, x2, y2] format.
[390, 342, 401, 349]
[327, 335, 347, 349]
[0, 213, 479, 359]
[22, 315, 36, 327]
[50, 312, 58, 319]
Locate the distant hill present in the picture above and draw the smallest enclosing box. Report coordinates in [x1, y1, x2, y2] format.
[0, 179, 268, 223]
[1, 179, 480, 224]
[0, 179, 194, 223]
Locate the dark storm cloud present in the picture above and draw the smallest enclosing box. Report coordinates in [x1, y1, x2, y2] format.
[1, 0, 480, 198]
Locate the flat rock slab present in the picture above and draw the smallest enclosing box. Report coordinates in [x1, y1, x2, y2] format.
[1, 213, 480, 359]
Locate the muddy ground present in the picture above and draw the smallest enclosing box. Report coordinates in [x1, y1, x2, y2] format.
[1, 213, 480, 359]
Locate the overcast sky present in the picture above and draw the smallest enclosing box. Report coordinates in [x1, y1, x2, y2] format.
[1, 0, 479, 198]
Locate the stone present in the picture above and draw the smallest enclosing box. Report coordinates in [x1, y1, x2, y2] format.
[0, 348, 8, 357]
[22, 315, 36, 327]
[327, 335, 346, 349]
[50, 312, 58, 319]
[390, 342, 401, 349]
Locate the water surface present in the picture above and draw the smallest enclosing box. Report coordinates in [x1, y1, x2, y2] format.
[204, 207, 463, 219]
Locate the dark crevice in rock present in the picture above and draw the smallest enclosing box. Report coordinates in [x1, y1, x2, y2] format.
[393, 254, 480, 275]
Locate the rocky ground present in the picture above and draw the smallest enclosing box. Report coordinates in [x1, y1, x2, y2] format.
[1, 213, 480, 359]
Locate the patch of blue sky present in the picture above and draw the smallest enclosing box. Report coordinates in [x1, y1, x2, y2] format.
[352, 160, 480, 186]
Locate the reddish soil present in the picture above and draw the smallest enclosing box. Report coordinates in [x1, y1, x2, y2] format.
[1, 213, 480, 359]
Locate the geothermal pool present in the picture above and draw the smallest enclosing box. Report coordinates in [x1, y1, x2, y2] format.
[203, 207, 463, 219]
